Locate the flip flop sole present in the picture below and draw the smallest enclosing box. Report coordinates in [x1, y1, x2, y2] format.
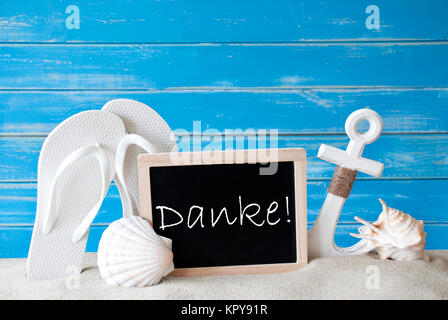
[27, 110, 126, 280]
[102, 99, 177, 215]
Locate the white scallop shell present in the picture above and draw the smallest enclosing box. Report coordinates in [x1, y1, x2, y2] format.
[350, 199, 429, 261]
[97, 216, 174, 287]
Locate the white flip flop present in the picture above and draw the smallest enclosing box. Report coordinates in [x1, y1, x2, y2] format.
[102, 99, 177, 217]
[27, 110, 126, 280]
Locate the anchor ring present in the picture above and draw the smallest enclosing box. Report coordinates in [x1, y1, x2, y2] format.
[345, 108, 383, 145]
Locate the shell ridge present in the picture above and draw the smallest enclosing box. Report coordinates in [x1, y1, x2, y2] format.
[97, 216, 174, 287]
[350, 199, 428, 261]
[115, 218, 156, 242]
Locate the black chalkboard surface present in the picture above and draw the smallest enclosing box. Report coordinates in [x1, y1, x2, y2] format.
[138, 149, 307, 276]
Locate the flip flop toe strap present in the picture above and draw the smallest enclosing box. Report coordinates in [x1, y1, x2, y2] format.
[115, 134, 156, 217]
[41, 144, 112, 243]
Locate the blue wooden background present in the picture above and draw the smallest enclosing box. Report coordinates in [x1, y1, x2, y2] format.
[0, 0, 447, 257]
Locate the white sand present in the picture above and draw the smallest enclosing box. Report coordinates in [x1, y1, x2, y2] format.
[1, 251, 447, 300]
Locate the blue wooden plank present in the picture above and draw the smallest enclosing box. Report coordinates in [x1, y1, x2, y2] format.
[1, 89, 448, 135]
[1, 0, 447, 42]
[309, 179, 448, 224]
[1, 43, 448, 89]
[1, 134, 446, 181]
[1, 223, 445, 258]
[1, 179, 447, 225]
[0, 227, 32, 258]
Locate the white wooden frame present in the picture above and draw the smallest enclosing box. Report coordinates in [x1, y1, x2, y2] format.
[138, 148, 307, 276]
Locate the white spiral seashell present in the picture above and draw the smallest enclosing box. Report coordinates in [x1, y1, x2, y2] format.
[97, 216, 174, 287]
[350, 199, 429, 261]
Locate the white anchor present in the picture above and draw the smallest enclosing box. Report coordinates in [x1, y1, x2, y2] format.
[308, 108, 384, 258]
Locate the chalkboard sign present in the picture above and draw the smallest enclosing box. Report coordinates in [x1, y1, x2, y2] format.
[138, 149, 307, 276]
